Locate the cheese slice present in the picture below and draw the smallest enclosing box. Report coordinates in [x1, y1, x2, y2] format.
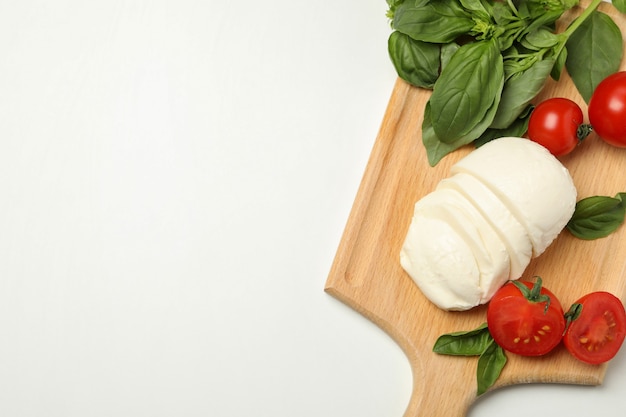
[400, 188, 510, 310]
[450, 137, 576, 256]
[436, 172, 532, 280]
[401, 213, 482, 310]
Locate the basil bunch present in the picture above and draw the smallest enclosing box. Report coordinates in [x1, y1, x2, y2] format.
[387, 0, 624, 166]
[433, 323, 507, 396]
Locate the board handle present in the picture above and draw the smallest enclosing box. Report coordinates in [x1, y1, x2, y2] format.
[325, 270, 482, 417]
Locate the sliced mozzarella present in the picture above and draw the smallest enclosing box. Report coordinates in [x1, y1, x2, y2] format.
[450, 137, 576, 256]
[400, 188, 510, 310]
[400, 212, 482, 311]
[436, 172, 532, 280]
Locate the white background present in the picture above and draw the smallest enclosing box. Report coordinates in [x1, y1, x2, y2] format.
[1, 1, 624, 416]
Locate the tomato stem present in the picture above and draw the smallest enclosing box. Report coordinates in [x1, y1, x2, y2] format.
[512, 276, 552, 314]
[577, 123, 593, 142]
[563, 302, 584, 335]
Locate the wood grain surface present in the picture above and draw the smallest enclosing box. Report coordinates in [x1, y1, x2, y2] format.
[324, 1, 626, 416]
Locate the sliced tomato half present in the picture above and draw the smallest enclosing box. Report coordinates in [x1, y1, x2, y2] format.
[563, 291, 626, 365]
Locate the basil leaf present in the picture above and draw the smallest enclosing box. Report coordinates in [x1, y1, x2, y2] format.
[565, 11, 623, 103]
[392, 0, 475, 43]
[476, 340, 507, 396]
[422, 103, 461, 166]
[523, 10, 566, 35]
[434, 323, 508, 397]
[459, 0, 490, 21]
[520, 28, 560, 51]
[440, 42, 460, 72]
[475, 104, 533, 147]
[388, 31, 440, 89]
[496, 28, 519, 52]
[518, 0, 570, 33]
[433, 323, 491, 356]
[567, 195, 626, 240]
[491, 2, 519, 32]
[430, 40, 504, 143]
[423, 74, 503, 166]
[490, 57, 554, 129]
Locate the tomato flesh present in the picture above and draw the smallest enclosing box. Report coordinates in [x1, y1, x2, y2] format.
[487, 281, 565, 356]
[527, 97, 585, 156]
[588, 72, 626, 147]
[563, 292, 626, 365]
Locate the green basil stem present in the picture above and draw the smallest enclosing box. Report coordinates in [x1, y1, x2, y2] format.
[565, 0, 604, 37]
[505, 0, 519, 17]
[553, 0, 604, 58]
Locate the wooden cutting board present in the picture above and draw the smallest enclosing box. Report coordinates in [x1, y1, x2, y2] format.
[324, 1, 626, 416]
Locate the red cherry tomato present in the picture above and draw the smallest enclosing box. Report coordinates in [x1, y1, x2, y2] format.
[588, 71, 626, 147]
[527, 97, 589, 156]
[563, 291, 626, 365]
[487, 278, 565, 356]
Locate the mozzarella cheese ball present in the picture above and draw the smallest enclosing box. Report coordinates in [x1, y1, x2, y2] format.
[400, 137, 576, 311]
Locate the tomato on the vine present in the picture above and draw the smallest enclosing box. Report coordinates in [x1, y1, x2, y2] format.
[588, 71, 626, 148]
[487, 278, 565, 356]
[563, 291, 626, 365]
[527, 97, 591, 156]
